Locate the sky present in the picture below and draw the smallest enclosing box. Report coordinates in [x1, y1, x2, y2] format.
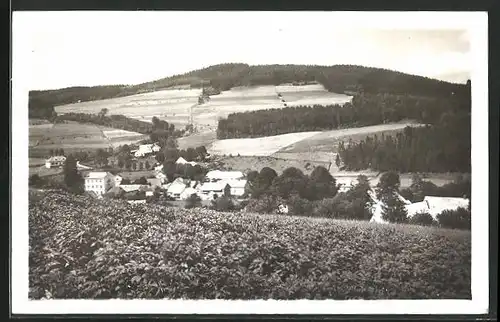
[13, 11, 473, 91]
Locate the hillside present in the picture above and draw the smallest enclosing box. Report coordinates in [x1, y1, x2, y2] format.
[28, 63, 469, 119]
[30, 189, 471, 299]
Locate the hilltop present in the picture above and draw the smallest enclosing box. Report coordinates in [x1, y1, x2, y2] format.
[29, 189, 471, 299]
[28, 63, 469, 119]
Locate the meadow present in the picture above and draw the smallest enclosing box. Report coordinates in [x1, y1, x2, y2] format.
[29, 190, 471, 300]
[29, 121, 147, 157]
[208, 131, 322, 156]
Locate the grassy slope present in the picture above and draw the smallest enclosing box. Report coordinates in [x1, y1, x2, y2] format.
[29, 190, 470, 299]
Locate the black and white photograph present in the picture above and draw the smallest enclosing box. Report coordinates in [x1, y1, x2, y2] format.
[11, 11, 489, 315]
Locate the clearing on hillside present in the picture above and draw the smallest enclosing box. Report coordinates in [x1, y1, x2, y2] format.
[276, 83, 352, 107]
[29, 121, 146, 156]
[54, 88, 202, 128]
[29, 190, 471, 300]
[208, 131, 322, 157]
[55, 84, 351, 134]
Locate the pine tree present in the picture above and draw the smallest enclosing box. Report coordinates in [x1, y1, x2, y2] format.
[63, 154, 84, 193]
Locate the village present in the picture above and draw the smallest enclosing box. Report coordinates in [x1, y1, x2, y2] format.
[40, 141, 470, 224]
[43, 142, 249, 206]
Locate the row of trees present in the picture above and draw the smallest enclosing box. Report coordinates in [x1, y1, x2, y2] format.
[56, 112, 155, 134]
[337, 112, 471, 173]
[216, 91, 470, 139]
[155, 144, 208, 164]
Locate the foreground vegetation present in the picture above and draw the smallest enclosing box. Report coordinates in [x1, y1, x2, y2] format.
[30, 190, 471, 300]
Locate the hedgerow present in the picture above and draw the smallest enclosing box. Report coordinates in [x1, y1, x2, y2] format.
[29, 190, 471, 300]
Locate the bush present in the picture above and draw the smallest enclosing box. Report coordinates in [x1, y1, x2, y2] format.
[408, 212, 436, 227]
[29, 190, 472, 300]
[185, 194, 202, 209]
[437, 207, 471, 230]
[29, 174, 45, 187]
[287, 195, 313, 217]
[211, 196, 235, 212]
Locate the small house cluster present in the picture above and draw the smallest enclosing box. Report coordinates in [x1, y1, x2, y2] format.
[368, 189, 469, 224]
[45, 156, 66, 169]
[131, 143, 161, 158]
[83, 161, 248, 204]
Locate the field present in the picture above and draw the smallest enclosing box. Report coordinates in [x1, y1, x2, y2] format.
[54, 88, 202, 129]
[29, 190, 471, 299]
[29, 121, 147, 157]
[277, 84, 352, 107]
[274, 122, 426, 159]
[55, 85, 352, 133]
[208, 131, 322, 156]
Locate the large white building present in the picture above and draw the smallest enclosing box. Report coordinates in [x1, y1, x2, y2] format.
[84, 172, 116, 196]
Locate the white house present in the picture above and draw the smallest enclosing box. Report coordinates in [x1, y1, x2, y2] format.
[369, 188, 470, 224]
[198, 181, 228, 200]
[84, 172, 116, 196]
[407, 196, 469, 220]
[176, 157, 197, 167]
[166, 178, 187, 200]
[224, 179, 247, 197]
[45, 156, 66, 169]
[205, 170, 244, 181]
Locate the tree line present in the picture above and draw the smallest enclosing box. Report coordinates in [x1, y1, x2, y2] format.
[337, 112, 471, 173]
[216, 91, 469, 139]
[56, 112, 155, 134]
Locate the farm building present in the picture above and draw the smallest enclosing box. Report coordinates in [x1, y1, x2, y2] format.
[166, 178, 188, 200]
[198, 179, 247, 199]
[407, 196, 470, 220]
[134, 143, 161, 157]
[369, 190, 470, 224]
[45, 156, 66, 169]
[84, 171, 116, 196]
[198, 181, 228, 200]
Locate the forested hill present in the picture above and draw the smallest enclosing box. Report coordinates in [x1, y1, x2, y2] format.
[29, 63, 469, 119]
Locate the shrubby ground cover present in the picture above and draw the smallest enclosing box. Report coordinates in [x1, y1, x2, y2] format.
[29, 190, 471, 300]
